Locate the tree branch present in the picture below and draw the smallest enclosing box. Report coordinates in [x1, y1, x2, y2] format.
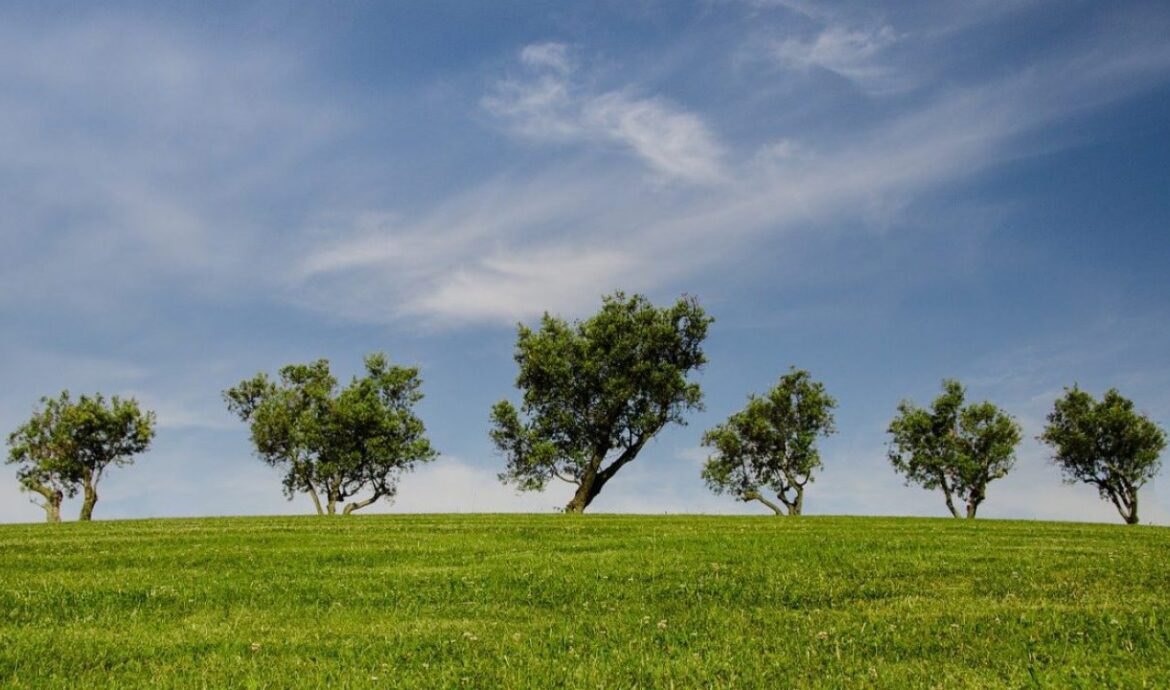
[743, 490, 784, 515]
[343, 492, 382, 515]
[551, 469, 580, 486]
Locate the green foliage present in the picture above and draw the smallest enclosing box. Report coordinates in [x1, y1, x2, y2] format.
[1, 514, 1169, 688]
[491, 292, 712, 512]
[225, 353, 437, 515]
[6, 391, 155, 522]
[887, 380, 1021, 519]
[1040, 386, 1166, 524]
[702, 368, 836, 515]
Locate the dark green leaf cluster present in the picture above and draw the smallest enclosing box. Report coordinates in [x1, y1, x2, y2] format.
[1040, 387, 1166, 524]
[701, 368, 836, 515]
[491, 292, 711, 511]
[224, 353, 436, 515]
[887, 380, 1021, 519]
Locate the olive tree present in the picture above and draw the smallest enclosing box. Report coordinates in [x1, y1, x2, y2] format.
[701, 368, 836, 516]
[887, 380, 1021, 519]
[491, 292, 712, 513]
[6, 391, 156, 522]
[7, 396, 78, 523]
[225, 353, 437, 515]
[1039, 386, 1165, 525]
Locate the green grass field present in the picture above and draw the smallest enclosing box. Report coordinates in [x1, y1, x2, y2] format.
[1, 515, 1168, 688]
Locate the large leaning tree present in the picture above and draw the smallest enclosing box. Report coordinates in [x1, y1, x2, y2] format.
[887, 379, 1021, 519]
[224, 353, 437, 515]
[6, 391, 156, 522]
[491, 292, 712, 513]
[1039, 386, 1165, 525]
[701, 368, 836, 516]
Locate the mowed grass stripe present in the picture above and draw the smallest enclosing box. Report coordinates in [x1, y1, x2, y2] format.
[1, 515, 1167, 688]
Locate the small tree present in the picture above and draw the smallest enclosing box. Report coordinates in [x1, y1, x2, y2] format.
[7, 397, 80, 523]
[887, 380, 1021, 519]
[492, 292, 712, 513]
[1039, 386, 1165, 525]
[225, 353, 437, 515]
[6, 392, 155, 522]
[701, 368, 836, 516]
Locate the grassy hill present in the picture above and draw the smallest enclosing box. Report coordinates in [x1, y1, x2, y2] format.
[1, 514, 1167, 688]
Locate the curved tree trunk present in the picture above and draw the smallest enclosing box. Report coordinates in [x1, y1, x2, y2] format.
[940, 478, 961, 519]
[565, 474, 603, 513]
[563, 440, 646, 513]
[1107, 486, 1139, 525]
[79, 483, 98, 521]
[305, 483, 325, 516]
[1124, 483, 1139, 525]
[1123, 492, 1139, 525]
[343, 493, 381, 515]
[789, 486, 804, 517]
[29, 483, 63, 523]
[44, 498, 62, 523]
[744, 491, 784, 515]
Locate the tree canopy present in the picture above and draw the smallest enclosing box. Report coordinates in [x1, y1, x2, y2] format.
[887, 380, 1020, 519]
[1039, 386, 1165, 525]
[224, 353, 437, 515]
[491, 292, 712, 513]
[6, 391, 155, 522]
[702, 368, 836, 515]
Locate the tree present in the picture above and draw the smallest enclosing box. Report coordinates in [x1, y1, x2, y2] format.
[6, 392, 156, 522]
[701, 368, 836, 516]
[7, 396, 80, 523]
[1039, 386, 1165, 525]
[224, 353, 437, 515]
[491, 292, 712, 513]
[887, 380, 1021, 519]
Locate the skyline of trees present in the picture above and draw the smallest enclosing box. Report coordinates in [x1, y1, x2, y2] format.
[4, 295, 1165, 524]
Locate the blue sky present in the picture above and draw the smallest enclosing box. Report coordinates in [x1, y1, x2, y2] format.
[2, 0, 1168, 523]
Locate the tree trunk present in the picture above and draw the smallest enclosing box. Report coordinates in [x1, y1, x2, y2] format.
[565, 472, 602, 513]
[306, 483, 325, 516]
[789, 486, 804, 517]
[563, 440, 646, 513]
[744, 491, 784, 515]
[28, 482, 63, 523]
[1124, 484, 1139, 525]
[343, 494, 380, 515]
[1107, 487, 1139, 525]
[79, 483, 98, 521]
[965, 501, 978, 519]
[44, 497, 62, 523]
[323, 478, 340, 515]
[1124, 492, 1139, 525]
[941, 481, 961, 519]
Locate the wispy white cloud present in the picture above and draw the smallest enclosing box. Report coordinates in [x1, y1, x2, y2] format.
[484, 43, 727, 184]
[519, 42, 573, 74]
[773, 24, 900, 87]
[409, 248, 638, 323]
